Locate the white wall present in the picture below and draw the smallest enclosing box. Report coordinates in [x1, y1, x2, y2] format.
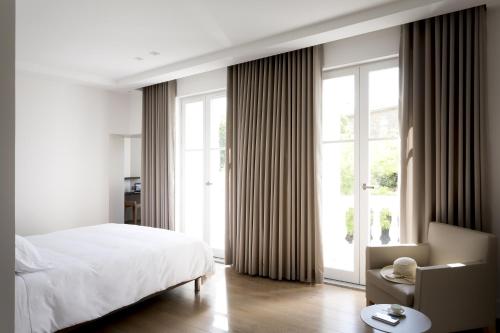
[128, 93, 142, 134]
[15, 72, 140, 235]
[123, 137, 131, 178]
[130, 137, 141, 178]
[323, 27, 399, 69]
[109, 90, 142, 135]
[484, 2, 500, 316]
[123, 136, 141, 179]
[177, 68, 226, 97]
[0, 0, 15, 330]
[109, 135, 124, 223]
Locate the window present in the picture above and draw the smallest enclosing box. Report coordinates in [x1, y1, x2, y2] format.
[179, 92, 226, 258]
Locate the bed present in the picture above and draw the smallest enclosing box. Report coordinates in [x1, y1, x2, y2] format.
[15, 223, 215, 333]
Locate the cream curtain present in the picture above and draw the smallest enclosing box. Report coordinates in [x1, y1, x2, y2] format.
[399, 6, 485, 243]
[141, 81, 176, 230]
[225, 46, 324, 283]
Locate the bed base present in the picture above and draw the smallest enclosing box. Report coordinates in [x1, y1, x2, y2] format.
[59, 276, 203, 332]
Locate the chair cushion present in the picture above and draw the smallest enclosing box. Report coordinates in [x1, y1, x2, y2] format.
[366, 269, 415, 306]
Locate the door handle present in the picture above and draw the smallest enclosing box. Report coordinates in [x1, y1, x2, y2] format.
[205, 181, 213, 186]
[362, 183, 375, 190]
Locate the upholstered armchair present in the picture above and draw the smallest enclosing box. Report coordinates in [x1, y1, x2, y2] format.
[365, 222, 497, 333]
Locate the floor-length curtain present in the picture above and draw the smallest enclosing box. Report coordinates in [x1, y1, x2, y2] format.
[225, 46, 324, 283]
[141, 81, 176, 229]
[399, 6, 485, 243]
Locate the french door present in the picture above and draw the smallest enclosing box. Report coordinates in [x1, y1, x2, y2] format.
[321, 59, 400, 284]
[180, 92, 226, 258]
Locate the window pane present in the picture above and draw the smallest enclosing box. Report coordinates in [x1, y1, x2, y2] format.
[368, 137, 400, 245]
[210, 97, 227, 149]
[321, 142, 355, 272]
[369, 67, 399, 139]
[183, 150, 204, 240]
[209, 149, 225, 252]
[368, 66, 400, 246]
[184, 100, 204, 149]
[322, 75, 355, 141]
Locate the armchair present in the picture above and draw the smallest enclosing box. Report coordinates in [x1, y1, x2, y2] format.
[365, 222, 497, 333]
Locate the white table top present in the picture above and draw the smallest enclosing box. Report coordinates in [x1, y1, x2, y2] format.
[360, 304, 432, 333]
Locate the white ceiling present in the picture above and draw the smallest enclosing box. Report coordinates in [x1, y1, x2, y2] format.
[16, 0, 488, 89]
[16, 0, 397, 85]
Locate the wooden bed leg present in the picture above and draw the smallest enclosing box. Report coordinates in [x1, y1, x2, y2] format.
[195, 277, 201, 293]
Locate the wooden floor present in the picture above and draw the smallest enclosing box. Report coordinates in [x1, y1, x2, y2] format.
[66, 264, 374, 333]
[64, 263, 488, 333]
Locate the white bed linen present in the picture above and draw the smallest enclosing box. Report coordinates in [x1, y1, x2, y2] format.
[15, 224, 215, 333]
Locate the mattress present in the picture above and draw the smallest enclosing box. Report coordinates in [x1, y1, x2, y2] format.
[15, 223, 215, 333]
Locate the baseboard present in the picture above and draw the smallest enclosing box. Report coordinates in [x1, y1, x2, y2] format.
[324, 278, 366, 291]
[213, 257, 225, 264]
[497, 298, 500, 318]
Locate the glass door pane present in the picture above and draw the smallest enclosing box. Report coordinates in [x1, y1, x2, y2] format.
[182, 100, 205, 240]
[181, 93, 226, 259]
[321, 69, 359, 283]
[366, 66, 400, 246]
[183, 151, 204, 239]
[208, 95, 227, 258]
[359, 60, 400, 285]
[184, 101, 204, 150]
[322, 59, 400, 285]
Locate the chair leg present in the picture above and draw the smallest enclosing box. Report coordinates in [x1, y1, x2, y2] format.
[195, 277, 201, 293]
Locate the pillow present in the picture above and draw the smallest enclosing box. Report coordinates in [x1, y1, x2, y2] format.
[15, 235, 51, 273]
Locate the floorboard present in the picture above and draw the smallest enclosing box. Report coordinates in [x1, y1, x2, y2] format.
[62, 264, 491, 333]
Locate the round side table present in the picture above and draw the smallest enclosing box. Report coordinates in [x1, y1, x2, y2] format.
[360, 304, 431, 333]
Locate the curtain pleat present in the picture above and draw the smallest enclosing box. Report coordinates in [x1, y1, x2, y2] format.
[399, 6, 485, 243]
[225, 46, 323, 283]
[141, 81, 176, 230]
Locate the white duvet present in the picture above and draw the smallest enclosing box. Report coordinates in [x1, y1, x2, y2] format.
[15, 223, 215, 333]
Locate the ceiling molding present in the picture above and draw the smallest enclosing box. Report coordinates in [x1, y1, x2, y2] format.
[16, 61, 116, 89]
[116, 0, 487, 90]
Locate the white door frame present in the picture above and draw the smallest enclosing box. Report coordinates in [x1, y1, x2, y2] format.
[322, 57, 399, 285]
[359, 58, 399, 285]
[322, 66, 361, 284]
[179, 91, 226, 259]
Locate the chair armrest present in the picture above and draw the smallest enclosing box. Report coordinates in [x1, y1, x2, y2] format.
[414, 261, 496, 331]
[366, 243, 430, 270]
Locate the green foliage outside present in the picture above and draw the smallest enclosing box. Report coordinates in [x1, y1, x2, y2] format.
[369, 209, 374, 242]
[219, 150, 226, 172]
[219, 123, 226, 171]
[340, 145, 354, 195]
[380, 208, 392, 231]
[340, 115, 353, 140]
[370, 141, 399, 195]
[345, 207, 354, 235]
[339, 138, 399, 196]
[219, 122, 226, 147]
[345, 207, 354, 241]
